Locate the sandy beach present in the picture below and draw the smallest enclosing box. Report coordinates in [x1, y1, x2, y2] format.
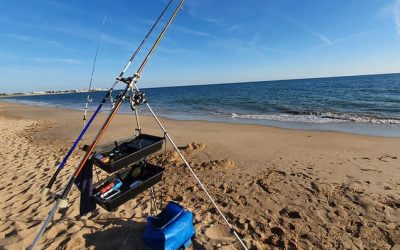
[0, 101, 399, 249]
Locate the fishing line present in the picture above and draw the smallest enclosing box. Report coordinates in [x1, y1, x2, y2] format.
[83, 16, 107, 128]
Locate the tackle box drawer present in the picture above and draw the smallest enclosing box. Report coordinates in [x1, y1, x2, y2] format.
[93, 134, 164, 173]
[93, 164, 164, 212]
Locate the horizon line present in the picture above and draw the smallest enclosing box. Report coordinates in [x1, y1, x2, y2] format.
[145, 71, 400, 90]
[2, 71, 400, 94]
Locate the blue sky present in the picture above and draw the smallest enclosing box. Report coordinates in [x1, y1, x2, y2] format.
[0, 0, 400, 93]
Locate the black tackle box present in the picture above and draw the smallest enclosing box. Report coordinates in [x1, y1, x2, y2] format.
[93, 134, 164, 173]
[92, 163, 164, 212]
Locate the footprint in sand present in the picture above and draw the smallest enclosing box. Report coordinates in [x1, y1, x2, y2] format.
[264, 226, 285, 248]
[279, 208, 302, 219]
[204, 225, 234, 245]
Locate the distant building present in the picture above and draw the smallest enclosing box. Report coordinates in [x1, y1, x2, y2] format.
[93, 88, 107, 91]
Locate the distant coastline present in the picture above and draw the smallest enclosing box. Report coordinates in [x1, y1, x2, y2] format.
[2, 72, 399, 97]
[0, 88, 108, 98]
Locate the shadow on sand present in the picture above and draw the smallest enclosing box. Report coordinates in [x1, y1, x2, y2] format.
[83, 218, 149, 250]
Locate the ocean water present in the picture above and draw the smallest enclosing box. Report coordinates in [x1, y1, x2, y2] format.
[3, 73, 400, 137]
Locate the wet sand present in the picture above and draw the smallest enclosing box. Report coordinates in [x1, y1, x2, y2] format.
[0, 102, 399, 249]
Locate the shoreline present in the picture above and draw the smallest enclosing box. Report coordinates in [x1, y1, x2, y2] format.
[2, 99, 400, 138]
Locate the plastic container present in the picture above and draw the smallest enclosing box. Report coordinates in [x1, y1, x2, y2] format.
[93, 134, 164, 173]
[93, 163, 164, 211]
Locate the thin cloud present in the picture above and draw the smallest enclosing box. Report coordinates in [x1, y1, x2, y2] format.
[2, 34, 35, 42]
[312, 32, 333, 46]
[2, 33, 69, 49]
[157, 45, 200, 55]
[173, 25, 210, 37]
[53, 26, 134, 48]
[0, 48, 82, 65]
[378, 0, 400, 40]
[314, 30, 371, 49]
[201, 17, 221, 24]
[227, 23, 246, 33]
[210, 33, 292, 55]
[187, 10, 221, 25]
[277, 16, 333, 46]
[335, 31, 371, 43]
[251, 33, 292, 53]
[33, 57, 82, 64]
[259, 45, 292, 53]
[101, 33, 134, 48]
[7, 19, 135, 49]
[185, 0, 221, 25]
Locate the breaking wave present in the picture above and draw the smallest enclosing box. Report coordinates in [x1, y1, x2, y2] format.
[216, 111, 400, 125]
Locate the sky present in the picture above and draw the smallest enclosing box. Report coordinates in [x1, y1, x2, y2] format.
[0, 0, 400, 93]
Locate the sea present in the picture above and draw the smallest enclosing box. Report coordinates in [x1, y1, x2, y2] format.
[3, 73, 400, 137]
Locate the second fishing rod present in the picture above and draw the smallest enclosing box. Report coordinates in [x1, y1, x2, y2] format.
[44, 0, 175, 194]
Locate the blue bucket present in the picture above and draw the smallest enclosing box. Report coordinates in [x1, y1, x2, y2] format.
[143, 202, 195, 250]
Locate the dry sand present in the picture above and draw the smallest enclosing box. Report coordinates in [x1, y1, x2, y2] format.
[0, 102, 399, 249]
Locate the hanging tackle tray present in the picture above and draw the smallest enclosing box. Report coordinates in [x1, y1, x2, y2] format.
[92, 134, 164, 173]
[92, 163, 164, 212]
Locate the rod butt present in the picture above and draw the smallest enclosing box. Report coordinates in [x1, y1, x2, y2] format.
[41, 188, 49, 197]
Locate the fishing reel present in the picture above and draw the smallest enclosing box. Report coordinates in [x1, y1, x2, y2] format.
[109, 91, 127, 108]
[130, 90, 147, 110]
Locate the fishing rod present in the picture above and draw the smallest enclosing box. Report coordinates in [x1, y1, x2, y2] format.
[43, 0, 175, 194]
[83, 16, 107, 128]
[29, 1, 185, 249]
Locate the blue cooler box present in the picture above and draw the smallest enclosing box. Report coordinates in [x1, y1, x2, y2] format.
[143, 202, 195, 250]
